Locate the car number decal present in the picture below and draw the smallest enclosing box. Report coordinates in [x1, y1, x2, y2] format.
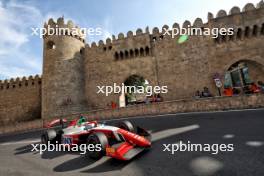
[62, 137, 72, 144]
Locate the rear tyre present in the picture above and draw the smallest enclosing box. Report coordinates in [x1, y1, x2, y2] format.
[86, 132, 108, 160]
[41, 129, 57, 144]
[118, 120, 134, 132]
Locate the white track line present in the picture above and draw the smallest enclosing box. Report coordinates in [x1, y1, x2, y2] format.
[152, 124, 200, 142]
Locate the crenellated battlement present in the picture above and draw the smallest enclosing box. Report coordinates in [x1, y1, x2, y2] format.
[148, 1, 264, 43]
[43, 17, 85, 43]
[81, 0, 264, 65]
[0, 75, 41, 91]
[208, 1, 264, 20]
[85, 26, 150, 51]
[85, 0, 264, 51]
[41, 0, 264, 54]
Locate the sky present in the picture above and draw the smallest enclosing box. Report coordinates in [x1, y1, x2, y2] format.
[0, 0, 261, 79]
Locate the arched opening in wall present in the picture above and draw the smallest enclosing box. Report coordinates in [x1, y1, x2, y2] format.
[244, 26, 250, 38]
[47, 41, 56, 50]
[114, 52, 119, 60]
[125, 50, 129, 59]
[135, 49, 139, 57]
[252, 25, 258, 37]
[237, 28, 242, 40]
[261, 23, 264, 35]
[224, 60, 264, 95]
[145, 46, 150, 56]
[140, 48, 144, 57]
[120, 51, 124, 60]
[123, 75, 151, 106]
[129, 49, 134, 58]
[80, 48, 84, 54]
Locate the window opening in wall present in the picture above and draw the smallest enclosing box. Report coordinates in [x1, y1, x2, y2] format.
[47, 41, 56, 49]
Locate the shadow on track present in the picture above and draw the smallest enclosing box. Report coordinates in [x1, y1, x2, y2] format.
[53, 155, 96, 172]
[14, 143, 39, 155]
[80, 150, 147, 173]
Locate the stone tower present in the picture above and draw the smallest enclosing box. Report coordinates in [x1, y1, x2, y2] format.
[42, 17, 87, 119]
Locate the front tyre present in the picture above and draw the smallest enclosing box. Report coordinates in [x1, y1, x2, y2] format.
[118, 120, 135, 132]
[86, 132, 108, 160]
[41, 129, 57, 144]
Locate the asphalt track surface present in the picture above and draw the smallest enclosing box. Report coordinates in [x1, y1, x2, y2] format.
[0, 109, 264, 176]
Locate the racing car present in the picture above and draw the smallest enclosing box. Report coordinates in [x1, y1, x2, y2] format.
[41, 116, 151, 160]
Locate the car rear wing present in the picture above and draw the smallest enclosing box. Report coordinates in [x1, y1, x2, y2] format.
[43, 118, 67, 128]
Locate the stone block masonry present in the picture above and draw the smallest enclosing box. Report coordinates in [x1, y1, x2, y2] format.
[0, 76, 41, 125]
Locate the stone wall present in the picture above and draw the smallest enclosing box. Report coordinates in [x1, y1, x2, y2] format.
[84, 33, 156, 110]
[84, 2, 264, 110]
[1, 94, 263, 134]
[63, 93, 264, 121]
[0, 76, 41, 125]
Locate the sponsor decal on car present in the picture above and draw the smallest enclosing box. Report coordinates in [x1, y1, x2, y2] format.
[62, 137, 72, 144]
[106, 147, 115, 154]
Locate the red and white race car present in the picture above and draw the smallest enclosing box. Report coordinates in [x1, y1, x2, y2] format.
[41, 116, 151, 160]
